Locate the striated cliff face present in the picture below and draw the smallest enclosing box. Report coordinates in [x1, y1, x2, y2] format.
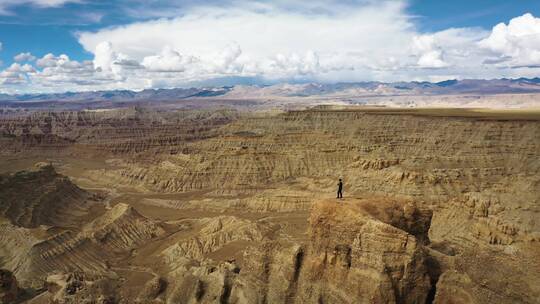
[233, 198, 433, 304]
[113, 198, 435, 304]
[428, 194, 540, 304]
[153, 197, 539, 304]
[90, 109, 539, 199]
[0, 108, 238, 156]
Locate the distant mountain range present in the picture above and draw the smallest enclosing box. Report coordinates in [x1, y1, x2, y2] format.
[1, 78, 540, 109]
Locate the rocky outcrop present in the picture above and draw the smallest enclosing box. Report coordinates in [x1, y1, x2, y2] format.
[158, 260, 239, 304]
[83, 203, 165, 252]
[428, 192, 540, 304]
[194, 198, 434, 304]
[0, 269, 20, 304]
[301, 199, 431, 303]
[36, 272, 118, 304]
[136, 198, 435, 304]
[137, 276, 167, 302]
[432, 245, 540, 304]
[163, 216, 268, 262]
[0, 164, 91, 228]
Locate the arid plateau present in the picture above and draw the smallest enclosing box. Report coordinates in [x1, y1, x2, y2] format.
[0, 104, 539, 304]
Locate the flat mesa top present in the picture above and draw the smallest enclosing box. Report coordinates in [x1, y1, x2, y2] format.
[296, 106, 540, 121]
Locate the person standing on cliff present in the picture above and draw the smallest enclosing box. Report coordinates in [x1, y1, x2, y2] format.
[337, 179, 343, 199]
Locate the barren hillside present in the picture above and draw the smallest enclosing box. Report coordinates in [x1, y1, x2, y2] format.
[0, 107, 538, 303]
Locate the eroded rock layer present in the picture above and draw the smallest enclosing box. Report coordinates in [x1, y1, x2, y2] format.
[0, 107, 538, 303]
[0, 108, 238, 156]
[0, 163, 90, 228]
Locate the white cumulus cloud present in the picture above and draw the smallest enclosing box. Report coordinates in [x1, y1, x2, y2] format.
[480, 13, 540, 67]
[0, 63, 35, 85]
[413, 35, 449, 68]
[93, 42, 119, 72]
[2, 4, 540, 93]
[142, 46, 196, 72]
[77, 0, 415, 81]
[14, 52, 37, 62]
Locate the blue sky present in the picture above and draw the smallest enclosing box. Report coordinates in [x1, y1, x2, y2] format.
[1, 0, 540, 93]
[411, 0, 540, 31]
[1, 0, 538, 63]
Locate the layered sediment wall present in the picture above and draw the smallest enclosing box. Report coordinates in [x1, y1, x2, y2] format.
[0, 108, 538, 303]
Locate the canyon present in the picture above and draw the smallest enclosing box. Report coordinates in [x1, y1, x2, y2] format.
[0, 106, 539, 303]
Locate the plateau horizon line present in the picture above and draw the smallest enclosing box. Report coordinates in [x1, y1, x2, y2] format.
[2, 76, 540, 97]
